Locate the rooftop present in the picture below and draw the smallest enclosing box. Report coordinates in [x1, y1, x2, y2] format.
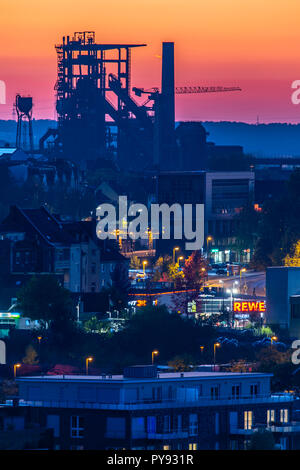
[17, 371, 272, 384]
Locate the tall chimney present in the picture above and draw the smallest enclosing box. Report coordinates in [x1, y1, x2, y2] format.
[162, 42, 175, 135]
[159, 42, 175, 169]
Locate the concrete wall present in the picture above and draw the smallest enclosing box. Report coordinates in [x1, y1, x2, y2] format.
[266, 267, 300, 328]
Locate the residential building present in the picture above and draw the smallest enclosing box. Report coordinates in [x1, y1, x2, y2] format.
[0, 206, 127, 295]
[15, 365, 299, 450]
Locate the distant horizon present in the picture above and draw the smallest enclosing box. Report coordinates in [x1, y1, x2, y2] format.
[2, 118, 300, 125]
[2, 120, 300, 157]
[1, 1, 300, 123]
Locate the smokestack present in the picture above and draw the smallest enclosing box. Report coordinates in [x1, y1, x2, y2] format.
[157, 42, 175, 170]
[162, 42, 175, 136]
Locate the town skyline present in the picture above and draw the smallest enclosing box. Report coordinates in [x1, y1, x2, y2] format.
[1, 0, 300, 122]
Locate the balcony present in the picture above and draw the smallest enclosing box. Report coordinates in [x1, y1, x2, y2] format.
[267, 422, 300, 434]
[231, 422, 300, 436]
[18, 393, 296, 411]
[147, 430, 189, 440]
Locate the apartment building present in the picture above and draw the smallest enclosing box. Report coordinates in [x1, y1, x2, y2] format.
[15, 366, 299, 450]
[0, 206, 127, 295]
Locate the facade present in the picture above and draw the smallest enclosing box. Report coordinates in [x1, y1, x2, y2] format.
[205, 171, 254, 263]
[0, 206, 127, 295]
[157, 170, 255, 262]
[15, 366, 299, 450]
[266, 266, 300, 334]
[0, 205, 79, 290]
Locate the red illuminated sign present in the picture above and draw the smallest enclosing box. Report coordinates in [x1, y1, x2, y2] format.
[233, 301, 266, 313]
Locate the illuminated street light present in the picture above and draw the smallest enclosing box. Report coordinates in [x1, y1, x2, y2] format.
[271, 336, 278, 345]
[240, 268, 247, 293]
[206, 236, 213, 258]
[13, 363, 21, 378]
[85, 357, 93, 375]
[200, 345, 204, 356]
[37, 336, 42, 345]
[152, 349, 159, 365]
[213, 343, 221, 371]
[143, 260, 148, 276]
[173, 247, 179, 263]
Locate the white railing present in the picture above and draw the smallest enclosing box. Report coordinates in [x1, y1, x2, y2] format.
[18, 394, 296, 410]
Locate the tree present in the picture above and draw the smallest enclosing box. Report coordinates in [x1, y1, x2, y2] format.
[252, 169, 300, 268]
[248, 428, 275, 450]
[167, 262, 184, 284]
[168, 355, 195, 372]
[284, 240, 300, 267]
[110, 263, 130, 310]
[153, 255, 173, 281]
[228, 359, 249, 373]
[130, 255, 141, 270]
[183, 251, 207, 287]
[235, 204, 260, 252]
[22, 345, 39, 365]
[17, 275, 74, 328]
[106, 305, 215, 368]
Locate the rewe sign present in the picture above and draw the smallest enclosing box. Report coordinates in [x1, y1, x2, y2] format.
[233, 301, 266, 313]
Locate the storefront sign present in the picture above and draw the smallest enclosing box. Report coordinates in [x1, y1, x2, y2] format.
[233, 301, 266, 313]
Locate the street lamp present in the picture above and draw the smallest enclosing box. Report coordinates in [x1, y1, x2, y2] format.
[213, 343, 221, 371]
[85, 357, 93, 375]
[37, 336, 42, 345]
[200, 345, 204, 357]
[201, 267, 208, 284]
[240, 268, 246, 293]
[142, 260, 148, 277]
[271, 336, 278, 345]
[152, 350, 159, 365]
[206, 236, 213, 259]
[13, 363, 21, 378]
[173, 247, 179, 264]
[178, 256, 184, 266]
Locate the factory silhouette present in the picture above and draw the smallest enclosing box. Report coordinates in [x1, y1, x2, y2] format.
[15, 31, 242, 173]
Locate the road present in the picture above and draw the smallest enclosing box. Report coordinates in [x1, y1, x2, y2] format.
[205, 271, 266, 297]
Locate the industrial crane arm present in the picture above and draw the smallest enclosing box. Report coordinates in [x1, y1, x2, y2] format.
[175, 86, 242, 94]
[132, 85, 242, 97]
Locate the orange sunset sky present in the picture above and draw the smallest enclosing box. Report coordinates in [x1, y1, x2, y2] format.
[1, 0, 300, 122]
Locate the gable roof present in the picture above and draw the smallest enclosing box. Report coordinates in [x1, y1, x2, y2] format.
[0, 206, 75, 246]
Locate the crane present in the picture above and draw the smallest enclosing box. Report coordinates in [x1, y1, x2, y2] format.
[132, 85, 241, 97]
[175, 85, 241, 94]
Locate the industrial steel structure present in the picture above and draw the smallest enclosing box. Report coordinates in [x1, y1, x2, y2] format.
[15, 94, 34, 154]
[39, 31, 241, 171]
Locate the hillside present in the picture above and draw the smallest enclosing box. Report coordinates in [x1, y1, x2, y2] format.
[1, 120, 300, 157]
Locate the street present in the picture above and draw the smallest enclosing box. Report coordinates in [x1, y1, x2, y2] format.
[205, 271, 266, 297]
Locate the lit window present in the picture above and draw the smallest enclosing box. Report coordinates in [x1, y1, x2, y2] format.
[267, 409, 275, 425]
[70, 416, 84, 438]
[163, 445, 170, 450]
[189, 443, 197, 450]
[280, 409, 289, 423]
[244, 411, 253, 430]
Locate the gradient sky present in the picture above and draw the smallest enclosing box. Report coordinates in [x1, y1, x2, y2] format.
[1, 0, 300, 122]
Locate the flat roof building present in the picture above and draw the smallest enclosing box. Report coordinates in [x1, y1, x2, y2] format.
[14, 365, 299, 450]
